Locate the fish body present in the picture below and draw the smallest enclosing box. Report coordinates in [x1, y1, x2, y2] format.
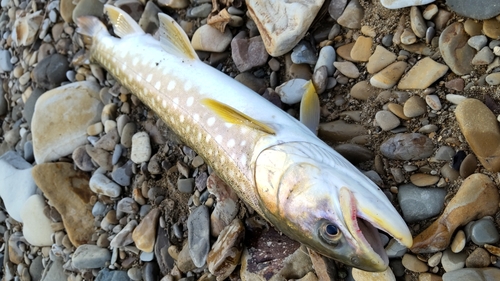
[77, 5, 412, 271]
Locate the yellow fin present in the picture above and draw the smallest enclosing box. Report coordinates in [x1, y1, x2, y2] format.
[105, 5, 145, 38]
[299, 80, 320, 135]
[201, 99, 275, 135]
[158, 13, 198, 60]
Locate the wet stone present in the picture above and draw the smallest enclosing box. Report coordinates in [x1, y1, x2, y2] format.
[398, 184, 446, 223]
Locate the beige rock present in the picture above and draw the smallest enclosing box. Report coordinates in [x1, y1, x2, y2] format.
[387, 103, 410, 120]
[465, 247, 490, 268]
[246, 0, 324, 56]
[439, 22, 475, 75]
[32, 81, 103, 164]
[350, 81, 378, 101]
[410, 6, 426, 38]
[32, 163, 95, 247]
[455, 98, 500, 172]
[422, 4, 438, 20]
[464, 19, 483, 36]
[398, 57, 448, 89]
[336, 42, 355, 61]
[370, 61, 407, 89]
[318, 120, 367, 142]
[333, 61, 359, 78]
[483, 18, 500, 39]
[350, 36, 372, 62]
[450, 230, 466, 253]
[411, 174, 499, 253]
[419, 273, 443, 281]
[20, 195, 54, 246]
[485, 244, 500, 256]
[401, 28, 417, 45]
[361, 26, 376, 37]
[157, 0, 189, 9]
[404, 96, 426, 118]
[352, 267, 396, 281]
[367, 45, 397, 74]
[132, 208, 160, 252]
[60, 0, 76, 23]
[402, 254, 428, 272]
[410, 173, 439, 187]
[337, 0, 364, 29]
[207, 219, 244, 281]
[191, 24, 232, 52]
[400, 42, 433, 56]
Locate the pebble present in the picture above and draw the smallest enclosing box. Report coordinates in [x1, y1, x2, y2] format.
[446, 94, 467, 105]
[446, 0, 500, 20]
[451, 230, 466, 253]
[439, 22, 475, 75]
[410, 6, 427, 38]
[465, 247, 491, 268]
[333, 61, 359, 78]
[89, 173, 122, 197]
[131, 132, 152, 164]
[402, 254, 428, 272]
[86, 145, 112, 171]
[187, 3, 211, 18]
[20, 194, 54, 246]
[73, 145, 95, 171]
[291, 41, 317, 65]
[455, 99, 500, 172]
[177, 178, 195, 193]
[276, 78, 309, 104]
[387, 103, 409, 120]
[472, 47, 495, 65]
[191, 24, 232, 52]
[0, 151, 37, 222]
[187, 205, 210, 267]
[33, 53, 69, 90]
[410, 173, 439, 186]
[337, 0, 364, 29]
[312, 66, 328, 94]
[366, 45, 397, 74]
[443, 267, 500, 281]
[110, 220, 137, 248]
[381, 133, 434, 160]
[380, 0, 435, 9]
[470, 218, 500, 246]
[72, 0, 104, 23]
[117, 197, 139, 214]
[350, 81, 378, 100]
[231, 35, 268, 72]
[385, 239, 407, 258]
[412, 174, 499, 253]
[72, 244, 111, 269]
[400, 28, 417, 45]
[133, 208, 160, 252]
[207, 219, 244, 280]
[459, 154, 477, 178]
[351, 36, 372, 62]
[95, 269, 131, 281]
[246, 0, 323, 56]
[111, 160, 133, 186]
[468, 35, 488, 51]
[375, 110, 400, 131]
[398, 57, 448, 89]
[32, 81, 103, 164]
[370, 61, 407, 89]
[0, 49, 13, 72]
[428, 252, 442, 267]
[207, 174, 239, 237]
[318, 120, 367, 142]
[398, 184, 446, 223]
[423, 4, 438, 20]
[441, 248, 467, 272]
[314, 46, 335, 75]
[486, 73, 500, 85]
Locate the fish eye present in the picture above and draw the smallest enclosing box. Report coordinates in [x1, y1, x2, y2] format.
[320, 222, 342, 244]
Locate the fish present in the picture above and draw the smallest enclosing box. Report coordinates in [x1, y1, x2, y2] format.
[76, 5, 412, 272]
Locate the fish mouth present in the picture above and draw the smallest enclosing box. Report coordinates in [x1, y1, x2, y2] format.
[339, 186, 411, 271]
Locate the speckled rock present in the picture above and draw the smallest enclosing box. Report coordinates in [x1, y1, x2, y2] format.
[380, 133, 434, 160]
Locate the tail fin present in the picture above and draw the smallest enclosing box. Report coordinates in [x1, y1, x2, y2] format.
[76, 16, 107, 45]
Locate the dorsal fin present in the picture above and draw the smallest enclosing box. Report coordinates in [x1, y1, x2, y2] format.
[105, 4, 145, 38]
[201, 99, 275, 135]
[299, 80, 320, 135]
[158, 13, 198, 60]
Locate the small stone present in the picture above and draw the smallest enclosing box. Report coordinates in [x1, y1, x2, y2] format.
[72, 244, 111, 269]
[380, 0, 434, 9]
[314, 46, 335, 75]
[337, 0, 364, 29]
[72, 0, 104, 23]
[131, 132, 152, 164]
[465, 248, 490, 268]
[398, 184, 446, 223]
[470, 218, 500, 246]
[398, 57, 448, 89]
[187, 3, 211, 17]
[410, 173, 439, 186]
[276, 78, 309, 104]
[188, 205, 210, 267]
[472, 47, 495, 65]
[428, 252, 442, 267]
[402, 254, 428, 273]
[95, 269, 130, 281]
[110, 220, 137, 248]
[350, 81, 378, 101]
[425, 95, 442, 111]
[455, 99, 500, 172]
[439, 22, 475, 75]
[464, 19, 483, 36]
[291, 41, 317, 65]
[381, 133, 434, 160]
[403, 96, 427, 118]
[21, 195, 54, 246]
[441, 248, 467, 272]
[89, 173, 122, 197]
[450, 230, 466, 253]
[446, 0, 500, 20]
[117, 197, 139, 214]
[366, 45, 397, 74]
[328, 0, 348, 20]
[483, 19, 500, 40]
[132, 208, 160, 252]
[350, 36, 372, 62]
[423, 4, 438, 20]
[412, 174, 499, 253]
[177, 178, 195, 193]
[387, 103, 409, 120]
[375, 110, 400, 131]
[446, 94, 467, 105]
[486, 73, 500, 85]
[73, 145, 95, 172]
[0, 50, 13, 72]
[207, 174, 239, 237]
[468, 35, 488, 51]
[352, 267, 396, 281]
[333, 61, 359, 78]
[191, 24, 232, 52]
[111, 160, 133, 186]
[370, 61, 408, 89]
[401, 28, 417, 45]
[443, 268, 500, 281]
[410, 6, 427, 38]
[318, 120, 367, 142]
[459, 154, 477, 178]
[231, 35, 268, 72]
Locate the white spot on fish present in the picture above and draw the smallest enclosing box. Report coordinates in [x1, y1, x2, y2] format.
[240, 154, 247, 166]
[146, 74, 153, 82]
[186, 97, 194, 107]
[240, 127, 248, 134]
[197, 132, 202, 141]
[193, 114, 200, 122]
[162, 68, 169, 75]
[173, 97, 179, 105]
[207, 148, 213, 155]
[207, 117, 216, 127]
[162, 100, 167, 108]
[136, 74, 141, 81]
[180, 115, 185, 123]
[184, 81, 192, 91]
[240, 140, 246, 146]
[205, 135, 212, 142]
[154, 81, 161, 90]
[227, 139, 235, 148]
[170, 116, 175, 123]
[120, 51, 127, 58]
[167, 80, 176, 91]
[132, 57, 139, 66]
[224, 123, 233, 128]
[215, 135, 223, 143]
[121, 63, 127, 71]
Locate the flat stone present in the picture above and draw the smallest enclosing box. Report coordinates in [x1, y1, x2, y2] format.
[387, 103, 410, 120]
[41, 259, 66, 281]
[426, 95, 442, 111]
[470, 218, 500, 246]
[72, 244, 111, 269]
[72, 0, 104, 23]
[20, 194, 54, 246]
[460, 153, 477, 178]
[337, 0, 364, 29]
[403, 95, 427, 118]
[441, 248, 467, 272]
[188, 205, 210, 267]
[291, 40, 317, 65]
[132, 208, 160, 252]
[276, 78, 309, 104]
[483, 19, 500, 39]
[333, 61, 359, 78]
[381, 133, 434, 160]
[32, 163, 95, 246]
[191, 24, 232, 52]
[455, 98, 500, 172]
[246, 0, 324, 56]
[465, 248, 491, 268]
[472, 46, 495, 65]
[314, 46, 336, 75]
[398, 57, 448, 89]
[411, 174, 499, 253]
[402, 254, 428, 272]
[410, 6, 426, 38]
[0, 151, 37, 222]
[366, 45, 397, 74]
[350, 80, 378, 100]
[89, 173, 122, 197]
[95, 269, 131, 281]
[131, 132, 151, 164]
[370, 61, 407, 89]
[468, 35, 488, 51]
[207, 174, 239, 237]
[443, 268, 500, 281]
[398, 184, 446, 223]
[409, 173, 439, 186]
[439, 22, 475, 75]
[380, 0, 435, 9]
[0, 49, 13, 72]
[350, 36, 372, 62]
[32, 81, 103, 164]
[32, 53, 69, 90]
[446, 0, 500, 20]
[318, 120, 367, 142]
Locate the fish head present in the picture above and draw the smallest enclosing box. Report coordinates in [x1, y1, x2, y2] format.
[254, 142, 412, 271]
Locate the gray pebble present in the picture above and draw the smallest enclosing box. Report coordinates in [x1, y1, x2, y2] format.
[433, 146, 455, 161]
[92, 201, 106, 218]
[32, 53, 69, 90]
[441, 248, 467, 272]
[187, 3, 212, 18]
[312, 65, 328, 94]
[443, 268, 500, 281]
[398, 184, 446, 223]
[89, 173, 121, 197]
[446, 0, 500, 20]
[112, 144, 123, 165]
[111, 160, 133, 186]
[314, 46, 336, 75]
[470, 218, 500, 246]
[23, 88, 43, 126]
[385, 239, 407, 258]
[72, 145, 95, 172]
[291, 41, 317, 65]
[231, 35, 268, 72]
[380, 133, 434, 160]
[390, 258, 406, 277]
[95, 269, 130, 281]
[140, 251, 155, 262]
[72, 244, 111, 269]
[459, 154, 477, 178]
[95, 128, 119, 151]
[418, 124, 438, 133]
[328, 24, 341, 39]
[382, 34, 393, 47]
[121, 123, 137, 148]
[117, 197, 139, 214]
[127, 267, 142, 281]
[0, 50, 12, 72]
[23, 141, 34, 163]
[468, 35, 488, 51]
[29, 255, 44, 281]
[375, 110, 400, 131]
[178, 178, 195, 193]
[187, 205, 210, 267]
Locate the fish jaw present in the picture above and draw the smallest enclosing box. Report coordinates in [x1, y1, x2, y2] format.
[254, 142, 412, 272]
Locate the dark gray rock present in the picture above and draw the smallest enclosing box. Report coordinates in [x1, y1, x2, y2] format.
[33, 54, 69, 90]
[23, 88, 44, 126]
[446, 0, 500, 20]
[96, 269, 131, 281]
[398, 184, 446, 223]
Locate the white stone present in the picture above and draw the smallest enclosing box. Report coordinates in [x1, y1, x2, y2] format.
[191, 24, 232, 52]
[0, 151, 37, 222]
[32, 81, 103, 164]
[446, 94, 467, 105]
[380, 0, 435, 9]
[246, 0, 324, 56]
[314, 46, 336, 75]
[89, 173, 121, 197]
[275, 78, 309, 104]
[21, 194, 54, 246]
[131, 132, 152, 163]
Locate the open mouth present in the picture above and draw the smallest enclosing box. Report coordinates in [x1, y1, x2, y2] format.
[357, 217, 388, 262]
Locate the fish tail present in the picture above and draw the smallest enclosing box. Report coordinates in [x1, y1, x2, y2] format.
[76, 16, 108, 45]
